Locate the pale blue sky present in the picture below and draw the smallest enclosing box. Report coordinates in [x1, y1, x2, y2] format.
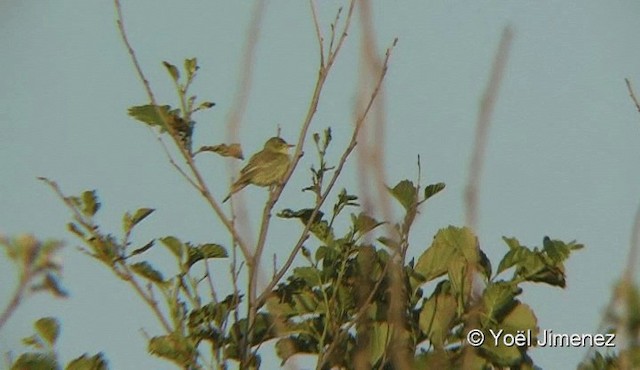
[2, 1, 640, 369]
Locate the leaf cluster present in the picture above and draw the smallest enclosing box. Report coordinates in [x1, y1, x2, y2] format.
[10, 317, 108, 370]
[265, 179, 583, 369]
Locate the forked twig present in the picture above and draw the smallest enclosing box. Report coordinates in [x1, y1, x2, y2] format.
[310, 0, 325, 67]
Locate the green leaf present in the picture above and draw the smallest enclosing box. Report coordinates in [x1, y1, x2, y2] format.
[502, 236, 522, 250]
[418, 282, 457, 348]
[131, 208, 154, 227]
[189, 294, 240, 329]
[388, 180, 417, 211]
[496, 240, 531, 276]
[447, 258, 469, 303]
[481, 282, 521, 325]
[130, 261, 164, 283]
[377, 236, 399, 250]
[414, 226, 478, 282]
[323, 127, 332, 149]
[81, 190, 100, 217]
[162, 61, 180, 81]
[351, 212, 384, 236]
[229, 313, 276, 346]
[478, 249, 493, 278]
[35, 317, 60, 346]
[292, 290, 320, 314]
[11, 352, 59, 370]
[542, 237, 583, 264]
[293, 266, 322, 287]
[196, 101, 215, 110]
[67, 223, 85, 238]
[197, 143, 244, 159]
[275, 338, 298, 364]
[370, 322, 390, 365]
[184, 58, 198, 78]
[123, 208, 154, 234]
[337, 188, 359, 205]
[22, 335, 42, 348]
[423, 182, 446, 201]
[277, 208, 324, 224]
[479, 339, 525, 367]
[128, 105, 178, 129]
[160, 236, 184, 258]
[148, 334, 195, 367]
[185, 243, 228, 269]
[479, 302, 538, 367]
[128, 240, 155, 258]
[310, 220, 333, 243]
[65, 353, 109, 370]
[500, 301, 538, 333]
[37, 274, 68, 298]
[315, 245, 336, 263]
[278, 209, 332, 242]
[497, 236, 583, 288]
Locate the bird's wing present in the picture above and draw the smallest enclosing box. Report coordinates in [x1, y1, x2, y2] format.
[239, 152, 276, 175]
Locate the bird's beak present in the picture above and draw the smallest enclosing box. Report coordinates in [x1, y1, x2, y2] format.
[287, 143, 295, 148]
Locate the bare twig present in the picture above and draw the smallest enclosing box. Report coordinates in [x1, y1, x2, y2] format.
[156, 135, 201, 189]
[625, 78, 640, 114]
[310, 0, 325, 67]
[464, 26, 514, 230]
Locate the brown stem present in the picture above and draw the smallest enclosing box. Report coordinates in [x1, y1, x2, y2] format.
[0, 276, 29, 332]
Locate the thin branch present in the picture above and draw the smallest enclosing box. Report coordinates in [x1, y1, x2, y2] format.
[156, 135, 201, 189]
[0, 276, 28, 332]
[310, 0, 325, 67]
[464, 26, 514, 230]
[625, 78, 640, 114]
[40, 177, 173, 333]
[114, 0, 157, 104]
[117, 264, 173, 333]
[112, 0, 251, 260]
[256, 37, 397, 308]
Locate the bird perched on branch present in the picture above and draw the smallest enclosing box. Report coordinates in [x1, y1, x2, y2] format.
[223, 136, 294, 203]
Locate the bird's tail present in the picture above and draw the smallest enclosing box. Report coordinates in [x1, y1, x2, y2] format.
[222, 181, 248, 203]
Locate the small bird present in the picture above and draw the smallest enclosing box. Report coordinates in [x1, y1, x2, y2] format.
[223, 136, 294, 203]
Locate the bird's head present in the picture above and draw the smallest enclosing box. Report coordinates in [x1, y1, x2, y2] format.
[264, 137, 294, 154]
